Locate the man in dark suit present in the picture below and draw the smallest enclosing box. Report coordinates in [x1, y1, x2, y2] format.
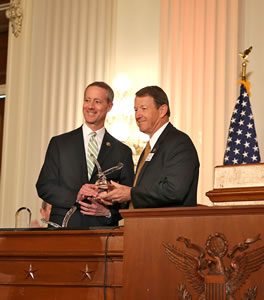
[36, 82, 134, 227]
[100, 85, 199, 208]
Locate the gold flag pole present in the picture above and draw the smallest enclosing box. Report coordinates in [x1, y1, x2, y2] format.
[238, 46, 252, 94]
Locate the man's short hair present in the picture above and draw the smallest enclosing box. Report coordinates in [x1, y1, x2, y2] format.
[86, 81, 114, 103]
[135, 86, 170, 117]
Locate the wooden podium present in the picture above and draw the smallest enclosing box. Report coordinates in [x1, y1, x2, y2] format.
[1, 205, 264, 299]
[121, 205, 264, 300]
[0, 228, 123, 300]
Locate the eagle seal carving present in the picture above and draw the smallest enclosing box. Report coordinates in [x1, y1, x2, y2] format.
[163, 233, 264, 300]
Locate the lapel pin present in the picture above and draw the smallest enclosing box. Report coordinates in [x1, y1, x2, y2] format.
[106, 142, 111, 147]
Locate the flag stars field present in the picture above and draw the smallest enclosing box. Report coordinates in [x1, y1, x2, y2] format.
[223, 84, 261, 165]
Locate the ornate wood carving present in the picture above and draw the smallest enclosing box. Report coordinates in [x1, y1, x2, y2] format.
[5, 0, 22, 37]
[163, 232, 264, 300]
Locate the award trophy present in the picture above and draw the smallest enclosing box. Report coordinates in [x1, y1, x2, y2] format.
[41, 157, 124, 228]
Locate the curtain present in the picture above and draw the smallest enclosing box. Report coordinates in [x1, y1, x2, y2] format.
[160, 0, 239, 205]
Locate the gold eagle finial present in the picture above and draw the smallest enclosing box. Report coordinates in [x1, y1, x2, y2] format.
[239, 46, 253, 81]
[239, 46, 252, 60]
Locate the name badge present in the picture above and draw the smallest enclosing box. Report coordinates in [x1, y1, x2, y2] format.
[146, 153, 154, 161]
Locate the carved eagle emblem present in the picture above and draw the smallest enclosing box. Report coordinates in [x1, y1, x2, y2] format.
[163, 233, 264, 299]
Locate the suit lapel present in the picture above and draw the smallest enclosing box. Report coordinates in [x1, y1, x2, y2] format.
[136, 123, 173, 184]
[77, 127, 89, 183]
[97, 131, 114, 164]
[151, 122, 173, 153]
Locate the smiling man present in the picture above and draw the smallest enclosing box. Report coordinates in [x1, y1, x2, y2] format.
[100, 85, 200, 208]
[36, 82, 134, 227]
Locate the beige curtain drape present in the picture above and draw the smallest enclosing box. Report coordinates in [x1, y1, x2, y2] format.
[160, 0, 240, 205]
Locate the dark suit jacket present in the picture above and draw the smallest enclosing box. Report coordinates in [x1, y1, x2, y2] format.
[36, 126, 134, 227]
[131, 123, 199, 208]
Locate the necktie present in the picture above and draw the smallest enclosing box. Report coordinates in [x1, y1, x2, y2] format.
[133, 141, 151, 186]
[87, 132, 98, 180]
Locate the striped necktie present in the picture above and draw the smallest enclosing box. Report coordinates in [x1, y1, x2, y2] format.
[87, 132, 98, 180]
[133, 141, 151, 186]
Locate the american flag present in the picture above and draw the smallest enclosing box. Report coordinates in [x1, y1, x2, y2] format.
[224, 83, 261, 165]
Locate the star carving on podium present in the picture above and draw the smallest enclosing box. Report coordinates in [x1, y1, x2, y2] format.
[24, 264, 38, 280]
[81, 264, 94, 280]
